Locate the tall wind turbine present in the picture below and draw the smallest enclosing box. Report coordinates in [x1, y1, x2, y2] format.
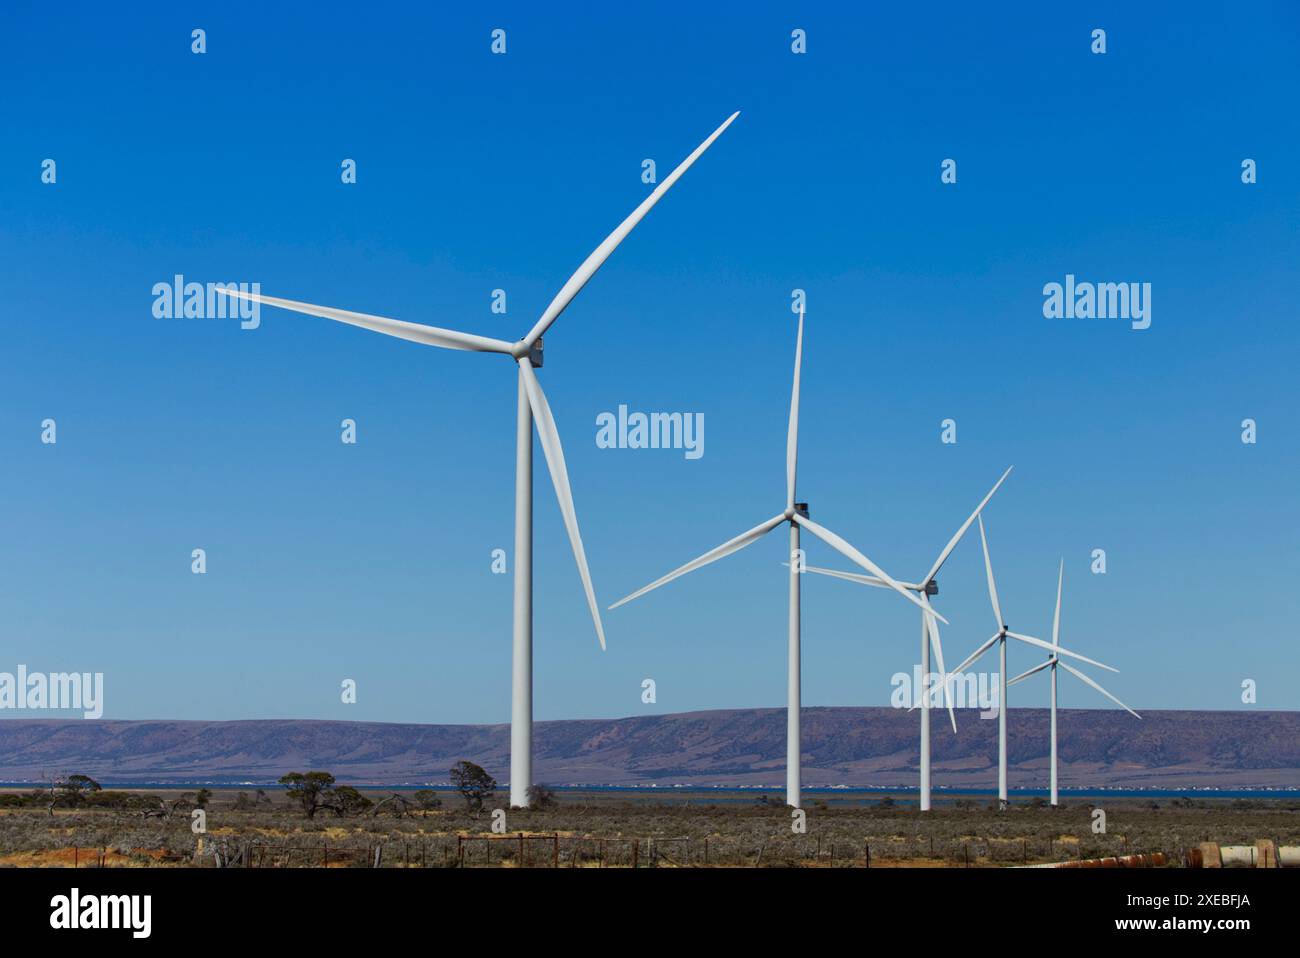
[946, 518, 1119, 809]
[216, 113, 741, 807]
[608, 306, 942, 809]
[1008, 560, 1140, 806]
[795, 466, 1013, 811]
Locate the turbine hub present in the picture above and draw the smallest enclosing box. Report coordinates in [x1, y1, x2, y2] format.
[924, 579, 938, 596]
[511, 338, 543, 367]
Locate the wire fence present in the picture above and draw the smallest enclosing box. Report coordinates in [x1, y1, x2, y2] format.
[44, 829, 1234, 868]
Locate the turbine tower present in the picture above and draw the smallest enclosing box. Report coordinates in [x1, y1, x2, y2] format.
[946, 518, 1119, 810]
[608, 306, 940, 809]
[796, 466, 1012, 810]
[1008, 560, 1140, 806]
[216, 113, 741, 807]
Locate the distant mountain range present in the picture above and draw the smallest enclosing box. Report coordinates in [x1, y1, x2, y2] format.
[1, 708, 1297, 789]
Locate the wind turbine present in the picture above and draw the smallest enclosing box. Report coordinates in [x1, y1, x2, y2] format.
[215, 113, 741, 807]
[1008, 560, 1140, 806]
[794, 466, 1013, 811]
[608, 305, 942, 809]
[945, 517, 1119, 809]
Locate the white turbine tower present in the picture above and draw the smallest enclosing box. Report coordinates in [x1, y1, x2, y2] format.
[946, 517, 1119, 810]
[608, 306, 942, 809]
[794, 466, 1013, 811]
[1008, 560, 1140, 806]
[216, 113, 741, 808]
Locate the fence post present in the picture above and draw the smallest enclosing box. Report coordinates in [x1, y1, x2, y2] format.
[631, 839, 638, 869]
[518, 832, 525, 868]
[703, 838, 709, 866]
[864, 842, 870, 869]
[553, 834, 559, 869]
[73, 846, 78, 869]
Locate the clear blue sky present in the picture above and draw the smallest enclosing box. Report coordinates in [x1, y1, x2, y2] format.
[1, 2, 1296, 723]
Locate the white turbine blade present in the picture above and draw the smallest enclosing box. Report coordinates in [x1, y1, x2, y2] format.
[921, 594, 957, 734]
[794, 564, 892, 589]
[518, 361, 605, 650]
[1059, 661, 1141, 719]
[211, 288, 513, 353]
[950, 632, 1001, 678]
[921, 466, 1013, 586]
[608, 513, 787, 610]
[1008, 658, 1055, 686]
[522, 112, 740, 347]
[1006, 631, 1118, 673]
[792, 514, 947, 624]
[978, 515, 1004, 629]
[785, 305, 804, 508]
[1052, 559, 1063, 649]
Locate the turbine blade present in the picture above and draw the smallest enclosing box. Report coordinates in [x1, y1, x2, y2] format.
[1052, 559, 1063, 649]
[794, 564, 892, 589]
[1008, 658, 1055, 686]
[921, 466, 1014, 586]
[608, 512, 787, 610]
[792, 514, 946, 624]
[921, 594, 957, 733]
[950, 632, 1001, 677]
[523, 112, 740, 347]
[1006, 631, 1118, 673]
[978, 515, 1004, 629]
[519, 361, 605, 650]
[786, 305, 804, 508]
[1059, 661, 1141, 719]
[211, 288, 514, 353]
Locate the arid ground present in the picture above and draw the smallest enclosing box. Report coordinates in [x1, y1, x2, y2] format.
[2, 786, 1295, 868]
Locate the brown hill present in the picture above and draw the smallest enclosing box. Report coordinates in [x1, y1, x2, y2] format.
[0, 708, 1296, 789]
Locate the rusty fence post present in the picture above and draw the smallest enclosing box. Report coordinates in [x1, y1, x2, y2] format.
[864, 842, 870, 869]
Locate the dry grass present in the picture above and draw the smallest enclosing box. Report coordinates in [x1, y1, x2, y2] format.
[1, 787, 1294, 868]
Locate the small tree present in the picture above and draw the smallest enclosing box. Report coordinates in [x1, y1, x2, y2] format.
[56, 774, 102, 809]
[413, 790, 443, 816]
[329, 786, 373, 817]
[526, 784, 557, 809]
[279, 771, 337, 819]
[195, 788, 212, 809]
[449, 761, 497, 813]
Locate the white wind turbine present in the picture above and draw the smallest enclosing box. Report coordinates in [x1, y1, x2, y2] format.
[216, 113, 741, 808]
[794, 466, 1013, 811]
[945, 517, 1120, 809]
[1008, 560, 1140, 806]
[608, 305, 943, 809]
